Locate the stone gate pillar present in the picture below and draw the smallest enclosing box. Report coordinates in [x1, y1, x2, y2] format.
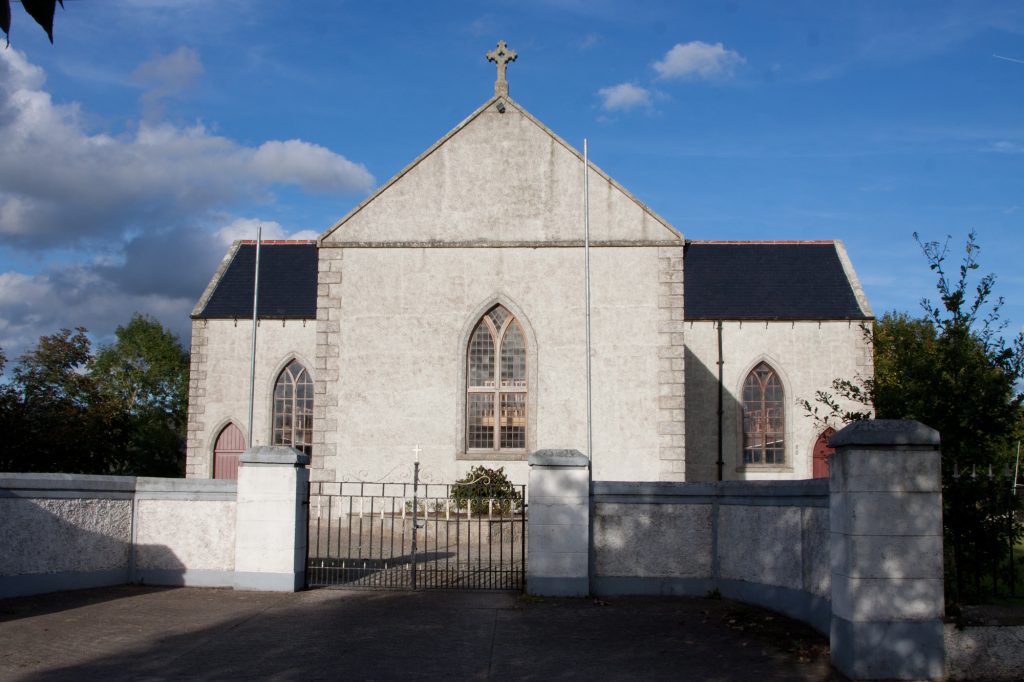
[527, 449, 590, 597]
[828, 420, 944, 680]
[234, 446, 310, 591]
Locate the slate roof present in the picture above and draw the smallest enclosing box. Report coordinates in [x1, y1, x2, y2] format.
[683, 241, 871, 320]
[195, 242, 318, 319]
[194, 240, 869, 322]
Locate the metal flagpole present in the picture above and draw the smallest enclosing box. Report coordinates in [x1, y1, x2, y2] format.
[584, 139, 593, 468]
[247, 225, 262, 447]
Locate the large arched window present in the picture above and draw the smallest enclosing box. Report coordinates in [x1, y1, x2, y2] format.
[273, 360, 313, 456]
[467, 305, 527, 452]
[742, 362, 784, 465]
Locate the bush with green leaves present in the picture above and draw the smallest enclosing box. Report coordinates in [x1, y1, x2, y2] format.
[451, 466, 523, 515]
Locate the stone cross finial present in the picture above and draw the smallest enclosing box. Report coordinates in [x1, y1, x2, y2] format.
[486, 40, 517, 97]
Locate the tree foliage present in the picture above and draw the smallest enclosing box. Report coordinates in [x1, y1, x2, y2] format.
[803, 231, 1024, 472]
[0, 315, 189, 476]
[2, 0, 64, 45]
[802, 232, 1024, 605]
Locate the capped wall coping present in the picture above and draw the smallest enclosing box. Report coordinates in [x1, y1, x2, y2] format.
[0, 473, 238, 501]
[528, 449, 589, 467]
[135, 477, 237, 494]
[829, 419, 940, 449]
[240, 446, 311, 467]
[594, 479, 828, 498]
[0, 473, 138, 494]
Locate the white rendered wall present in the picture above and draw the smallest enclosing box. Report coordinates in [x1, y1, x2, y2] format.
[186, 319, 316, 478]
[590, 479, 832, 633]
[684, 320, 873, 481]
[0, 474, 237, 598]
[322, 246, 667, 485]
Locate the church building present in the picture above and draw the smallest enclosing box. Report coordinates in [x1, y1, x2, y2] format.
[184, 43, 873, 485]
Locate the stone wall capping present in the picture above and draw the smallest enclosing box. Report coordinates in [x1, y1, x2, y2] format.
[528, 449, 589, 467]
[829, 419, 940, 448]
[240, 445, 310, 467]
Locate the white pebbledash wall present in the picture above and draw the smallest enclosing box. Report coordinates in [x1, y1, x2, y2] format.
[685, 319, 873, 480]
[186, 319, 316, 478]
[314, 95, 684, 486]
[527, 420, 949, 681]
[0, 447, 307, 599]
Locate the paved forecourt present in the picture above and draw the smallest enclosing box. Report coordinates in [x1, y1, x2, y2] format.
[0, 586, 842, 681]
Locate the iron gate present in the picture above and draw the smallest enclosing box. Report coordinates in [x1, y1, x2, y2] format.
[306, 480, 526, 590]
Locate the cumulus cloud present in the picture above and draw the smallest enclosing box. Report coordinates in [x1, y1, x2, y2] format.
[0, 214, 320, 362]
[597, 83, 653, 111]
[653, 41, 746, 80]
[0, 267, 197, 363]
[214, 217, 318, 245]
[0, 48, 375, 250]
[0, 48, 374, 362]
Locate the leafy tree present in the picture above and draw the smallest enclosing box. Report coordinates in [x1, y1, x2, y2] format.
[2, 0, 64, 45]
[803, 232, 1024, 604]
[91, 314, 190, 477]
[803, 232, 1024, 470]
[92, 314, 189, 424]
[0, 315, 189, 477]
[3, 327, 123, 474]
[13, 327, 93, 408]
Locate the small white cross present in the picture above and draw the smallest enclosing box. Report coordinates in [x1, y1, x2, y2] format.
[412, 444, 422, 463]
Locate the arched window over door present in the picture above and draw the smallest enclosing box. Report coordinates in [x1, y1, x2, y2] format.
[742, 362, 785, 465]
[273, 360, 313, 456]
[466, 304, 527, 452]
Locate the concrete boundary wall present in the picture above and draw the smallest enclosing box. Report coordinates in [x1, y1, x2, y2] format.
[0, 446, 308, 599]
[0, 473, 238, 598]
[527, 420, 950, 681]
[590, 478, 832, 634]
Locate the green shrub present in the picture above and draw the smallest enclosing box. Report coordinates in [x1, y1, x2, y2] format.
[451, 465, 523, 515]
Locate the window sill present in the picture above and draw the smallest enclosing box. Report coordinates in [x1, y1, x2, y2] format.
[735, 465, 794, 474]
[458, 451, 528, 462]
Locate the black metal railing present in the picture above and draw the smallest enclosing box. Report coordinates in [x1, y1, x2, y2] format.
[944, 465, 1023, 605]
[305, 480, 526, 591]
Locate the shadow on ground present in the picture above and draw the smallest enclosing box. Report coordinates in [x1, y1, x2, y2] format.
[0, 586, 844, 681]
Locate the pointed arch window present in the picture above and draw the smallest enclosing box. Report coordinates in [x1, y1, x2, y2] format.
[273, 360, 313, 456]
[742, 362, 785, 465]
[467, 305, 527, 452]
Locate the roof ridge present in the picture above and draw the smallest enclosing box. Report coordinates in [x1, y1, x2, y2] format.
[238, 240, 317, 245]
[688, 240, 835, 245]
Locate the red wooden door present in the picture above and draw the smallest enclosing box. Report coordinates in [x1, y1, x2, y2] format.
[812, 428, 836, 479]
[213, 423, 245, 480]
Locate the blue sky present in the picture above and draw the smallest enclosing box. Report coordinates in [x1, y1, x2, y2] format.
[1, 0, 1022, 361]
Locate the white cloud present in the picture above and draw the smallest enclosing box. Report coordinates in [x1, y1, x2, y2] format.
[0, 267, 196, 364]
[0, 48, 375, 250]
[132, 46, 204, 115]
[653, 41, 746, 80]
[215, 217, 317, 245]
[0, 48, 375, 362]
[988, 140, 1024, 154]
[0, 211, 325, 364]
[597, 83, 653, 111]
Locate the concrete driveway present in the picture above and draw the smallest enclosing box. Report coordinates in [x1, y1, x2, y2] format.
[0, 586, 843, 681]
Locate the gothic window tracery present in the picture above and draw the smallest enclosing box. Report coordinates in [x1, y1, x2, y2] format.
[742, 362, 784, 465]
[467, 305, 527, 452]
[273, 360, 313, 456]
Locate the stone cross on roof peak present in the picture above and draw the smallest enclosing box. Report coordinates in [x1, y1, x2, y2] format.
[486, 40, 517, 97]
